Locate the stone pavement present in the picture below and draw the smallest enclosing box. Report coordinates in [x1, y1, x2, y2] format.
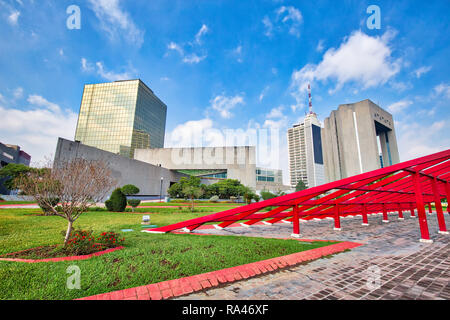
[176, 211, 450, 300]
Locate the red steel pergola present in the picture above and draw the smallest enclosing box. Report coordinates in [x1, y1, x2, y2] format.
[144, 149, 450, 243]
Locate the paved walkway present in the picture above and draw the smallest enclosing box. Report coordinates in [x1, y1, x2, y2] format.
[176, 212, 450, 300]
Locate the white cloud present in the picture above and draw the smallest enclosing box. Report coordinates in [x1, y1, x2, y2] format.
[266, 106, 284, 119]
[167, 42, 184, 55]
[81, 58, 135, 81]
[387, 100, 412, 114]
[396, 120, 450, 161]
[195, 24, 209, 44]
[96, 62, 134, 81]
[259, 86, 269, 102]
[167, 25, 209, 64]
[413, 66, 432, 78]
[262, 16, 273, 37]
[88, 0, 144, 47]
[166, 118, 224, 148]
[81, 58, 94, 72]
[276, 6, 302, 37]
[290, 30, 401, 102]
[211, 95, 245, 119]
[13, 87, 23, 99]
[27, 95, 61, 113]
[0, 95, 78, 165]
[8, 10, 20, 25]
[182, 54, 207, 64]
[232, 45, 243, 63]
[434, 83, 450, 99]
[316, 39, 325, 52]
[264, 6, 303, 38]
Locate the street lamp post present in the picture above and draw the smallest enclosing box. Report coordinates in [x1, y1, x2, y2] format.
[160, 177, 164, 202]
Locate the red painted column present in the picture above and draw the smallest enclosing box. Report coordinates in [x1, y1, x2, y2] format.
[413, 172, 432, 243]
[431, 178, 448, 234]
[382, 203, 389, 222]
[410, 203, 416, 217]
[446, 182, 450, 213]
[398, 203, 404, 220]
[362, 204, 369, 226]
[291, 204, 300, 238]
[428, 203, 433, 214]
[334, 204, 341, 231]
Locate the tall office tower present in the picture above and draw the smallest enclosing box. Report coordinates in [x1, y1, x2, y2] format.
[75, 79, 167, 158]
[321, 99, 400, 182]
[287, 86, 325, 188]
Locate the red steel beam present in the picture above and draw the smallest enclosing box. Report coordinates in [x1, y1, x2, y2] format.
[143, 149, 450, 238]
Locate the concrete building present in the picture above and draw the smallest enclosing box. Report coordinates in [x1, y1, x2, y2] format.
[256, 167, 291, 194]
[134, 146, 257, 189]
[287, 112, 325, 189]
[74, 79, 167, 158]
[54, 138, 186, 200]
[134, 146, 292, 193]
[321, 99, 400, 182]
[0, 142, 31, 194]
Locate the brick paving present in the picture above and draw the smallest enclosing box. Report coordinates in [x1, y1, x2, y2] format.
[176, 211, 450, 300]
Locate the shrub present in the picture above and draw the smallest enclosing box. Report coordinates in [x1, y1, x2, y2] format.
[209, 195, 219, 202]
[121, 184, 140, 195]
[105, 188, 127, 212]
[127, 199, 141, 212]
[64, 229, 100, 255]
[97, 231, 125, 248]
[260, 191, 277, 201]
[64, 229, 124, 255]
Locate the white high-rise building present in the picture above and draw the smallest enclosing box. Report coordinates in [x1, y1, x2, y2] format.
[287, 112, 325, 189]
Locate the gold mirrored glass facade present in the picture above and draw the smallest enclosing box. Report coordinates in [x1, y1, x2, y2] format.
[75, 79, 167, 158]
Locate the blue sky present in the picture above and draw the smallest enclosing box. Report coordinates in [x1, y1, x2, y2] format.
[0, 0, 449, 184]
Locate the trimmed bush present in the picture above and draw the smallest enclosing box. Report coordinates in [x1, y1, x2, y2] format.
[121, 184, 140, 195]
[127, 199, 141, 212]
[209, 195, 219, 202]
[105, 188, 127, 212]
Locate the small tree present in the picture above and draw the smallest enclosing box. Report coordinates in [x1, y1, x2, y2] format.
[295, 180, 307, 192]
[182, 185, 204, 211]
[238, 185, 258, 205]
[0, 163, 33, 191]
[121, 184, 141, 212]
[16, 159, 116, 245]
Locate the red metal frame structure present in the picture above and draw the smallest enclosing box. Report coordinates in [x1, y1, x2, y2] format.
[144, 149, 450, 243]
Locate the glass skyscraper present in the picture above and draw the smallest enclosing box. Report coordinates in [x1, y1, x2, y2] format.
[75, 79, 167, 158]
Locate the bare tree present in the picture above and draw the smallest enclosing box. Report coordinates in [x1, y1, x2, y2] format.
[16, 158, 116, 245]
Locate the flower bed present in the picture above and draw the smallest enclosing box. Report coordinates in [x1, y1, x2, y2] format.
[0, 230, 125, 260]
[0, 247, 124, 263]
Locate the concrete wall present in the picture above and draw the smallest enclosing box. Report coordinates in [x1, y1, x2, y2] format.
[134, 146, 257, 189]
[54, 138, 187, 201]
[321, 99, 400, 182]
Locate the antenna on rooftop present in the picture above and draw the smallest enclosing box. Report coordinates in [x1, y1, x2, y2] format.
[308, 83, 313, 114]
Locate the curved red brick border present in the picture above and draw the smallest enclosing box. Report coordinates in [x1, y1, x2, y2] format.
[0, 246, 124, 263]
[77, 240, 362, 300]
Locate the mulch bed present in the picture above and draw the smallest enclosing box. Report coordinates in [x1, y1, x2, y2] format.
[0, 244, 119, 260]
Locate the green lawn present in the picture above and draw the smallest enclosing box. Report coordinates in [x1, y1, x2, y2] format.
[0, 208, 335, 300]
[0, 201, 36, 205]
